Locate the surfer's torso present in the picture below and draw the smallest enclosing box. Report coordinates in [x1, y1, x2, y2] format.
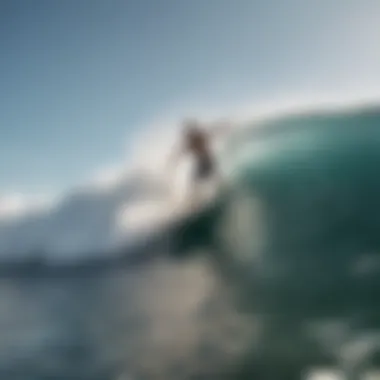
[186, 131, 209, 155]
[185, 131, 215, 179]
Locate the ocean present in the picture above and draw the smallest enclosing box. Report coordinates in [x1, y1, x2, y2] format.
[1, 104, 380, 379]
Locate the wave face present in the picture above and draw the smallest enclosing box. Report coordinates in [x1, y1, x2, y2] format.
[218, 106, 380, 305]
[169, 106, 380, 292]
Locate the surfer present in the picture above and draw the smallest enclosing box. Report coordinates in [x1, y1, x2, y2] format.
[168, 118, 232, 207]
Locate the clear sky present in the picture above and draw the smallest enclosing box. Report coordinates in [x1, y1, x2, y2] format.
[1, 0, 380, 197]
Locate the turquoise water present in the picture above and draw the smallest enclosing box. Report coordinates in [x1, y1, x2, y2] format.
[2, 106, 380, 379]
[172, 106, 380, 377]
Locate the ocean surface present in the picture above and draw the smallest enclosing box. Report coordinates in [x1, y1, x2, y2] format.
[2, 105, 380, 379]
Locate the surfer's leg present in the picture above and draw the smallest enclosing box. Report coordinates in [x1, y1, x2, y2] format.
[191, 158, 221, 206]
[209, 161, 226, 194]
[212, 166, 222, 186]
[189, 162, 206, 209]
[187, 178, 201, 210]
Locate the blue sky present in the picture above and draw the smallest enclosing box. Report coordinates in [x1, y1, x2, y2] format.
[1, 0, 379, 197]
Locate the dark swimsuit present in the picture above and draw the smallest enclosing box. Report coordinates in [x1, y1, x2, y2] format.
[187, 131, 215, 180]
[195, 154, 214, 180]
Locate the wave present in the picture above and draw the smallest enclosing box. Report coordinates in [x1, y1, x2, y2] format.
[1, 102, 380, 270]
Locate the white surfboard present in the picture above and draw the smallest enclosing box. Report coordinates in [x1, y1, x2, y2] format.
[117, 179, 219, 238]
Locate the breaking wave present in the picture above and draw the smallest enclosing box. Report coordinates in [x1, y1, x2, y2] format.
[1, 101, 380, 271]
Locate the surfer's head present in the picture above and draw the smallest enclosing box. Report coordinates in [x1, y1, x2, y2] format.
[182, 118, 201, 138]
